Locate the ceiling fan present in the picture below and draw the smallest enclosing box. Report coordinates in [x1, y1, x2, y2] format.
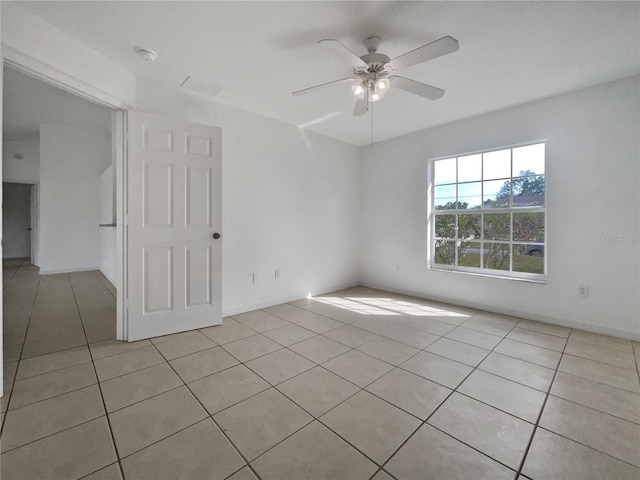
[292, 35, 459, 116]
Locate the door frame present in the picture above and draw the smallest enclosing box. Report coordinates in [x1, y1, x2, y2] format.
[1, 50, 132, 343]
[30, 182, 38, 265]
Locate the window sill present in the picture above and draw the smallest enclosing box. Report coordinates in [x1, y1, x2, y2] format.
[429, 266, 547, 284]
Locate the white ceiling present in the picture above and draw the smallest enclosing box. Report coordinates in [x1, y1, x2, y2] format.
[3, 67, 113, 141]
[18, 1, 640, 146]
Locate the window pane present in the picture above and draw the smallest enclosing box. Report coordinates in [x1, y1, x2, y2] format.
[457, 182, 482, 209]
[430, 142, 546, 277]
[483, 179, 510, 208]
[484, 213, 511, 241]
[434, 158, 456, 185]
[458, 154, 481, 182]
[513, 244, 544, 273]
[434, 214, 456, 239]
[512, 175, 545, 206]
[513, 143, 545, 175]
[483, 149, 511, 180]
[434, 185, 456, 210]
[458, 241, 481, 268]
[459, 214, 481, 240]
[513, 212, 544, 242]
[434, 240, 456, 265]
[483, 242, 510, 270]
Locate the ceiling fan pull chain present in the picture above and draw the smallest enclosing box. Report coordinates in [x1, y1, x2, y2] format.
[371, 99, 374, 146]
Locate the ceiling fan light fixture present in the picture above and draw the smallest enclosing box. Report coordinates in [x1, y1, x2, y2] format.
[376, 78, 390, 91]
[352, 83, 365, 97]
[369, 77, 390, 102]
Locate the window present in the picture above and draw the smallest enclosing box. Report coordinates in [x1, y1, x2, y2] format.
[429, 142, 546, 280]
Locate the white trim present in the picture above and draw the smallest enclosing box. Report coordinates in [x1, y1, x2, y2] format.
[1, 59, 4, 390]
[2, 46, 132, 110]
[429, 266, 547, 283]
[428, 141, 547, 279]
[1, 178, 38, 185]
[39, 266, 101, 275]
[101, 270, 117, 289]
[360, 281, 640, 341]
[222, 282, 358, 318]
[115, 111, 128, 341]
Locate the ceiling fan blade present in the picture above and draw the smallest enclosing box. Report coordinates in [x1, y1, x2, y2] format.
[389, 36, 459, 70]
[318, 39, 368, 68]
[292, 77, 355, 96]
[353, 93, 369, 116]
[390, 76, 445, 100]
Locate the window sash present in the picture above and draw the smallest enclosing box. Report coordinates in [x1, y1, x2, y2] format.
[429, 142, 546, 280]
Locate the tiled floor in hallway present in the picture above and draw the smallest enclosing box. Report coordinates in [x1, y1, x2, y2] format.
[2, 261, 640, 479]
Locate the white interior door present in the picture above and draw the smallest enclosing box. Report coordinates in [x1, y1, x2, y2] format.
[126, 111, 222, 341]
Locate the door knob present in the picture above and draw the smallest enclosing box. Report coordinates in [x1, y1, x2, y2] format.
[213, 233, 221, 239]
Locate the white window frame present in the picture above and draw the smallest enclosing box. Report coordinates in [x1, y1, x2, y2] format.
[427, 140, 547, 282]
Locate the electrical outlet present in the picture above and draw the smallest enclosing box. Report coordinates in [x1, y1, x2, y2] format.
[396, 263, 401, 271]
[275, 269, 280, 280]
[252, 273, 260, 284]
[578, 285, 589, 298]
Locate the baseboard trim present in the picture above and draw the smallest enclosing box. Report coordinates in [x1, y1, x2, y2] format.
[222, 282, 358, 318]
[100, 271, 117, 289]
[359, 281, 640, 342]
[39, 266, 100, 275]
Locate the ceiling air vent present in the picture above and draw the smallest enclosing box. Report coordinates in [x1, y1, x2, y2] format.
[180, 76, 223, 97]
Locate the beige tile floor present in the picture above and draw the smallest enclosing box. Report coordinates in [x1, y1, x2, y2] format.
[2, 260, 640, 479]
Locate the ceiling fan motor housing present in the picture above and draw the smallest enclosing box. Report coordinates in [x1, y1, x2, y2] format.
[359, 53, 391, 71]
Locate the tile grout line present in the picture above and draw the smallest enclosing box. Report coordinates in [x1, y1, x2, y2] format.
[1, 268, 41, 436]
[513, 329, 571, 478]
[157, 327, 397, 476]
[540, 390, 640, 426]
[6, 374, 98, 413]
[530, 424, 640, 470]
[514, 333, 640, 471]
[230, 314, 517, 478]
[147, 341, 265, 480]
[371, 317, 526, 479]
[0, 414, 112, 455]
[68, 272, 126, 480]
[632, 340, 640, 387]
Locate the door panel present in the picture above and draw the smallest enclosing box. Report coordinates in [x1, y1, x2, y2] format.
[127, 111, 222, 341]
[186, 166, 212, 227]
[144, 162, 174, 227]
[186, 245, 212, 307]
[143, 246, 173, 313]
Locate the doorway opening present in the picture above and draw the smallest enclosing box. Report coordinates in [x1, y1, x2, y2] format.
[2, 66, 119, 381]
[2, 182, 35, 267]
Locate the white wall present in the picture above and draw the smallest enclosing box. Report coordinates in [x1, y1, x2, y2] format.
[99, 227, 117, 286]
[136, 79, 361, 316]
[38, 124, 111, 273]
[2, 140, 39, 183]
[360, 76, 640, 339]
[2, 182, 31, 258]
[99, 164, 116, 285]
[1, 2, 135, 108]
